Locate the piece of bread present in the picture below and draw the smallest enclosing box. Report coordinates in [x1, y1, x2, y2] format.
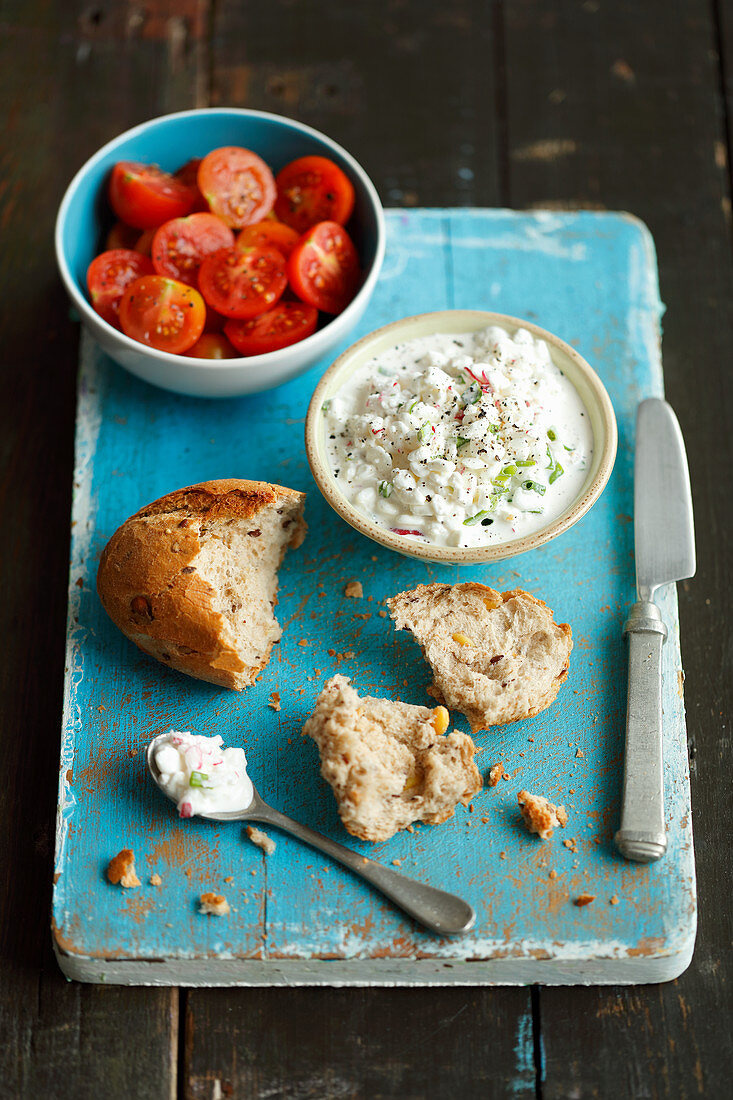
[246, 826, 276, 855]
[106, 849, 141, 888]
[97, 479, 306, 691]
[199, 892, 230, 916]
[517, 790, 568, 839]
[303, 674, 482, 842]
[386, 582, 572, 732]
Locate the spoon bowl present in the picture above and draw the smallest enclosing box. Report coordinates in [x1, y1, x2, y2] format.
[146, 733, 476, 936]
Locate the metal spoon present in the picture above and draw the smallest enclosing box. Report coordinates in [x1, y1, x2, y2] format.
[146, 733, 475, 936]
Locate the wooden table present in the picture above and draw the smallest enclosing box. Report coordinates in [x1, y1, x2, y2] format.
[1, 1, 730, 1095]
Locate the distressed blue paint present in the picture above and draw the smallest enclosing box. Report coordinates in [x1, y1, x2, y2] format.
[54, 210, 695, 979]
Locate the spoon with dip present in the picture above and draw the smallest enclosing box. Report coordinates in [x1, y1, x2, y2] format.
[146, 730, 476, 936]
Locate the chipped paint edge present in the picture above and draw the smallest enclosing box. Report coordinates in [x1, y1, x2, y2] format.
[54, 332, 104, 904]
[54, 927, 696, 987]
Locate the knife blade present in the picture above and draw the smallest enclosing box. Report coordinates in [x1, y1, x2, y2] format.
[635, 398, 696, 599]
[615, 398, 696, 863]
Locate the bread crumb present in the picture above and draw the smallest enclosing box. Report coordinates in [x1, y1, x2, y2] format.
[527, 736, 535, 742]
[488, 762, 505, 786]
[499, 851, 508, 860]
[328, 648, 336, 657]
[199, 892, 230, 916]
[406, 824, 415, 833]
[610, 894, 620, 905]
[150, 873, 162, 887]
[318, 591, 327, 598]
[298, 638, 309, 647]
[502, 772, 511, 781]
[343, 650, 355, 659]
[224, 876, 234, 884]
[371, 555, 377, 561]
[481, 816, 490, 824]
[247, 826, 276, 855]
[574, 893, 595, 907]
[107, 849, 141, 888]
[97, 705, 106, 713]
[548, 869, 558, 880]
[563, 837, 579, 853]
[575, 748, 585, 758]
[268, 691, 281, 711]
[517, 790, 568, 840]
[378, 609, 388, 617]
[392, 859, 402, 866]
[344, 580, 363, 598]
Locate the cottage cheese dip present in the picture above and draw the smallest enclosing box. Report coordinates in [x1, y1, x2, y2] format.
[323, 325, 593, 548]
[154, 731, 253, 818]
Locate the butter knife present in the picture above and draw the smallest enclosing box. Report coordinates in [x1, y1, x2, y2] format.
[614, 398, 695, 863]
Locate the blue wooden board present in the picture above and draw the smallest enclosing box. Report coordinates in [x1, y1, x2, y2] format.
[54, 210, 696, 985]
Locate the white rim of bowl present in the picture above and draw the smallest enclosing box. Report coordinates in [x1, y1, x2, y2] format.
[54, 107, 386, 370]
[305, 309, 618, 564]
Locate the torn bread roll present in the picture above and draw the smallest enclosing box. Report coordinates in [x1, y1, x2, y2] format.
[303, 674, 482, 842]
[386, 582, 572, 732]
[97, 479, 305, 690]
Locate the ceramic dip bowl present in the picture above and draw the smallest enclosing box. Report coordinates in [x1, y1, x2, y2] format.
[305, 309, 617, 565]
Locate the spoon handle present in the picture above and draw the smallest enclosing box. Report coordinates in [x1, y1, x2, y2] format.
[248, 804, 475, 936]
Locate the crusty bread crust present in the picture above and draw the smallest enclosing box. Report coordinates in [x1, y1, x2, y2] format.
[386, 582, 572, 732]
[97, 479, 306, 690]
[303, 675, 482, 842]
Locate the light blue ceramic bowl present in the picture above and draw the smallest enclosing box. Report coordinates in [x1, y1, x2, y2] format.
[55, 108, 385, 398]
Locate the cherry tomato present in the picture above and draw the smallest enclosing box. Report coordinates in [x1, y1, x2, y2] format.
[224, 302, 318, 356]
[185, 333, 239, 359]
[105, 221, 140, 251]
[197, 147, 276, 229]
[86, 249, 155, 328]
[287, 221, 360, 314]
[152, 213, 234, 287]
[174, 157, 209, 212]
[118, 275, 205, 353]
[274, 156, 355, 234]
[198, 246, 287, 319]
[236, 219, 300, 259]
[108, 162, 194, 229]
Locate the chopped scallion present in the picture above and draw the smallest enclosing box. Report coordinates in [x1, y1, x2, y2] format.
[501, 464, 517, 475]
[516, 459, 535, 468]
[378, 481, 393, 498]
[418, 422, 431, 442]
[321, 399, 331, 413]
[456, 436, 470, 449]
[409, 399, 419, 413]
[522, 480, 547, 495]
[549, 462, 564, 484]
[189, 771, 208, 788]
[547, 428, 557, 441]
[463, 510, 491, 526]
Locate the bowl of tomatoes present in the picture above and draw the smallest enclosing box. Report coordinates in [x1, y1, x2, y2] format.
[55, 108, 385, 397]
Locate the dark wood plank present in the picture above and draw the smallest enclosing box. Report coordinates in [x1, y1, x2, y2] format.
[184, 986, 536, 1100]
[503, 1, 733, 1094]
[0, 3, 207, 1096]
[210, 0, 504, 207]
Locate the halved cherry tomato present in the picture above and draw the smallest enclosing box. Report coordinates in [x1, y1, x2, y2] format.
[174, 158, 209, 213]
[287, 221, 360, 314]
[198, 246, 287, 319]
[274, 156, 355, 234]
[105, 221, 140, 251]
[109, 162, 195, 229]
[224, 302, 318, 356]
[86, 249, 155, 328]
[118, 275, 205, 353]
[152, 213, 234, 287]
[197, 147, 276, 229]
[236, 219, 300, 259]
[185, 333, 239, 359]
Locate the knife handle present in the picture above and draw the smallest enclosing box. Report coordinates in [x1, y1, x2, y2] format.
[614, 601, 668, 863]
